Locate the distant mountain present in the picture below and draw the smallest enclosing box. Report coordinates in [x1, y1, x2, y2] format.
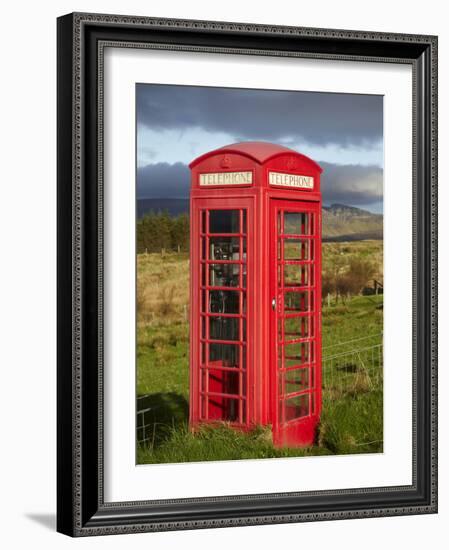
[137, 199, 383, 241]
[322, 204, 383, 241]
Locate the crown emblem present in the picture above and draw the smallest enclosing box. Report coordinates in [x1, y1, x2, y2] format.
[286, 157, 297, 170]
[220, 155, 231, 168]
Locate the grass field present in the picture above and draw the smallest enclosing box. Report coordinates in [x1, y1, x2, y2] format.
[136, 241, 383, 464]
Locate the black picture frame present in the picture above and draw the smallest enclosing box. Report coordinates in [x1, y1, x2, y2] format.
[57, 12, 438, 536]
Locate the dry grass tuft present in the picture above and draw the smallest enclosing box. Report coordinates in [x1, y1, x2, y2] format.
[137, 252, 190, 326]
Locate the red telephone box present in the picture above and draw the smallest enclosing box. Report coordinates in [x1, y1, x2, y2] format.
[189, 141, 322, 447]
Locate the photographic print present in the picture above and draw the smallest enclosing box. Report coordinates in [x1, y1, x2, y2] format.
[57, 14, 437, 534]
[136, 84, 384, 465]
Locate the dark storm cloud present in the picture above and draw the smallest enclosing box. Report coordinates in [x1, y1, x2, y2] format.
[137, 161, 382, 207]
[320, 162, 382, 206]
[137, 162, 190, 199]
[137, 84, 383, 147]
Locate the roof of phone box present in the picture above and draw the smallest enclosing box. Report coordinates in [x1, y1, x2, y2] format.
[189, 141, 323, 172]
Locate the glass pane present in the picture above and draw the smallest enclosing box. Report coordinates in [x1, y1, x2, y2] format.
[201, 210, 206, 233]
[242, 210, 247, 233]
[201, 342, 206, 364]
[201, 237, 206, 260]
[284, 342, 313, 367]
[281, 368, 310, 395]
[207, 397, 239, 422]
[209, 316, 239, 341]
[284, 316, 313, 340]
[201, 315, 206, 338]
[209, 210, 240, 234]
[284, 212, 311, 235]
[209, 343, 241, 367]
[208, 290, 240, 313]
[284, 264, 311, 287]
[209, 264, 240, 288]
[284, 239, 312, 260]
[208, 369, 240, 396]
[285, 394, 310, 421]
[284, 291, 312, 312]
[209, 237, 240, 260]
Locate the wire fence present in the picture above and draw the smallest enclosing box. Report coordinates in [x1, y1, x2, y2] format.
[322, 332, 383, 399]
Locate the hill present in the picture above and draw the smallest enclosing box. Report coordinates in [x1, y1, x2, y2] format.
[322, 204, 383, 241]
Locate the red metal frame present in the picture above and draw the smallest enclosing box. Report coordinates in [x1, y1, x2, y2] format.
[189, 142, 322, 447]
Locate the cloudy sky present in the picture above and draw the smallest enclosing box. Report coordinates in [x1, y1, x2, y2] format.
[137, 84, 383, 213]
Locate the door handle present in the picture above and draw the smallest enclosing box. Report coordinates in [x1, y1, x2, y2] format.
[271, 298, 276, 311]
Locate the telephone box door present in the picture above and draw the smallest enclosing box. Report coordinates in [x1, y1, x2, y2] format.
[190, 199, 253, 427]
[269, 199, 322, 446]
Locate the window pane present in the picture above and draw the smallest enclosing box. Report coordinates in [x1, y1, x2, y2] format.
[208, 369, 240, 396]
[284, 264, 312, 287]
[201, 210, 206, 233]
[284, 291, 312, 312]
[201, 341, 206, 364]
[285, 394, 310, 421]
[209, 210, 240, 234]
[201, 237, 206, 260]
[209, 343, 241, 367]
[207, 397, 239, 422]
[284, 239, 312, 260]
[209, 316, 239, 341]
[284, 316, 313, 341]
[281, 368, 310, 395]
[208, 290, 240, 313]
[209, 264, 240, 287]
[284, 342, 313, 367]
[210, 237, 240, 260]
[284, 212, 311, 235]
[201, 315, 206, 338]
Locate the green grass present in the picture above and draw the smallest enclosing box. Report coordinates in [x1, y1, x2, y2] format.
[137, 424, 331, 464]
[136, 241, 383, 464]
[136, 388, 383, 464]
[137, 322, 189, 398]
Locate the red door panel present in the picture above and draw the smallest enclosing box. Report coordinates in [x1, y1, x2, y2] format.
[269, 199, 322, 446]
